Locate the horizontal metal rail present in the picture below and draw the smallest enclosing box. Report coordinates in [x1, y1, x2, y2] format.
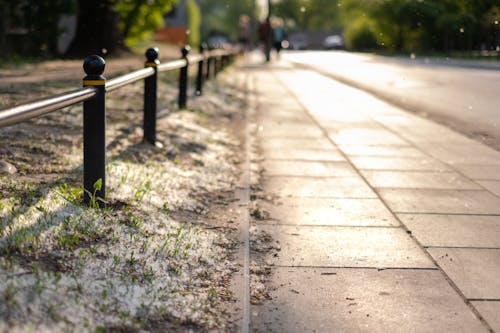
[157, 59, 187, 72]
[107, 67, 155, 93]
[0, 87, 96, 127]
[0, 45, 239, 207]
[0, 49, 239, 129]
[188, 54, 204, 63]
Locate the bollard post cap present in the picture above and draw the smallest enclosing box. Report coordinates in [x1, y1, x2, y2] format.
[181, 45, 191, 58]
[145, 47, 159, 62]
[83, 55, 105, 76]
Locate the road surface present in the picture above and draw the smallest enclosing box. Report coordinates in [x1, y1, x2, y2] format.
[282, 51, 500, 150]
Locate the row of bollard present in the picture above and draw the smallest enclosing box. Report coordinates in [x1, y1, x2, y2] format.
[82, 45, 235, 206]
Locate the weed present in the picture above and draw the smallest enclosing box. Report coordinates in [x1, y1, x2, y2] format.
[57, 183, 81, 206]
[84, 179, 106, 209]
[128, 251, 138, 265]
[119, 310, 130, 320]
[162, 202, 171, 216]
[129, 214, 143, 230]
[132, 180, 152, 203]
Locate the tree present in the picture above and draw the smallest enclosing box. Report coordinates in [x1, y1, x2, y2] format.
[272, 0, 344, 31]
[66, 0, 176, 57]
[200, 0, 257, 41]
[186, 0, 201, 47]
[0, 0, 75, 56]
[65, 0, 123, 57]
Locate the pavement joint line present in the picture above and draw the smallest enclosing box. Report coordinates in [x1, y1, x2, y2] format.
[394, 212, 500, 216]
[355, 168, 460, 173]
[271, 265, 440, 271]
[263, 175, 367, 179]
[382, 188, 489, 192]
[468, 299, 500, 302]
[263, 196, 379, 200]
[266, 159, 345, 162]
[371, 187, 486, 190]
[260, 196, 386, 200]
[271, 65, 494, 330]
[264, 174, 358, 179]
[394, 211, 500, 217]
[232, 69, 252, 333]
[254, 223, 403, 229]
[425, 246, 500, 250]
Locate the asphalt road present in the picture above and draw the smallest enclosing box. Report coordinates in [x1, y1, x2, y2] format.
[282, 51, 500, 151]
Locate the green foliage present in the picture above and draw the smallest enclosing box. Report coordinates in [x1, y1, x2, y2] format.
[272, 0, 500, 53]
[186, 0, 201, 47]
[84, 179, 106, 209]
[273, 0, 341, 30]
[200, 0, 257, 41]
[344, 18, 379, 51]
[113, 0, 177, 46]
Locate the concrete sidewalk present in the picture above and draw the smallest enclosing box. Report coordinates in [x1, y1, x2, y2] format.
[240, 56, 500, 332]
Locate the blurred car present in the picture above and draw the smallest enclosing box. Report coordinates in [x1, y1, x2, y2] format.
[207, 35, 230, 49]
[287, 34, 308, 50]
[323, 35, 344, 49]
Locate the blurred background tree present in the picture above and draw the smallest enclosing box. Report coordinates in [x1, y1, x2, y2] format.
[186, 0, 201, 47]
[270, 0, 500, 54]
[67, 0, 177, 57]
[200, 0, 257, 42]
[0, 0, 76, 56]
[0, 0, 178, 58]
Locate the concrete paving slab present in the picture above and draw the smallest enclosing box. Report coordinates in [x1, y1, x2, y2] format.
[328, 128, 408, 146]
[471, 301, 500, 332]
[371, 113, 426, 126]
[452, 164, 500, 181]
[391, 125, 477, 146]
[257, 113, 309, 123]
[312, 112, 373, 123]
[257, 124, 324, 138]
[378, 189, 500, 214]
[262, 148, 345, 162]
[256, 197, 399, 226]
[419, 143, 500, 165]
[477, 180, 500, 197]
[398, 214, 500, 248]
[362, 171, 481, 190]
[251, 268, 487, 333]
[428, 248, 500, 299]
[338, 144, 426, 158]
[258, 118, 314, 128]
[262, 160, 357, 177]
[259, 138, 334, 150]
[323, 122, 385, 131]
[257, 225, 434, 268]
[263, 176, 377, 198]
[350, 156, 451, 171]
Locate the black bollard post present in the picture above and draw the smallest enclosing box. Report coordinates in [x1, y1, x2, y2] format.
[214, 56, 220, 78]
[82, 55, 106, 207]
[195, 43, 205, 96]
[205, 54, 212, 81]
[144, 47, 159, 145]
[178, 46, 190, 109]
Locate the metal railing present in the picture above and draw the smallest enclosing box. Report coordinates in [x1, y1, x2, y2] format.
[0, 45, 238, 206]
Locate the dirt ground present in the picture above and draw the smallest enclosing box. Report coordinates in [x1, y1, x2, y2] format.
[0, 53, 250, 332]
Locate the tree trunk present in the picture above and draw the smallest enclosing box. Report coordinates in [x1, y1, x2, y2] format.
[65, 0, 127, 58]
